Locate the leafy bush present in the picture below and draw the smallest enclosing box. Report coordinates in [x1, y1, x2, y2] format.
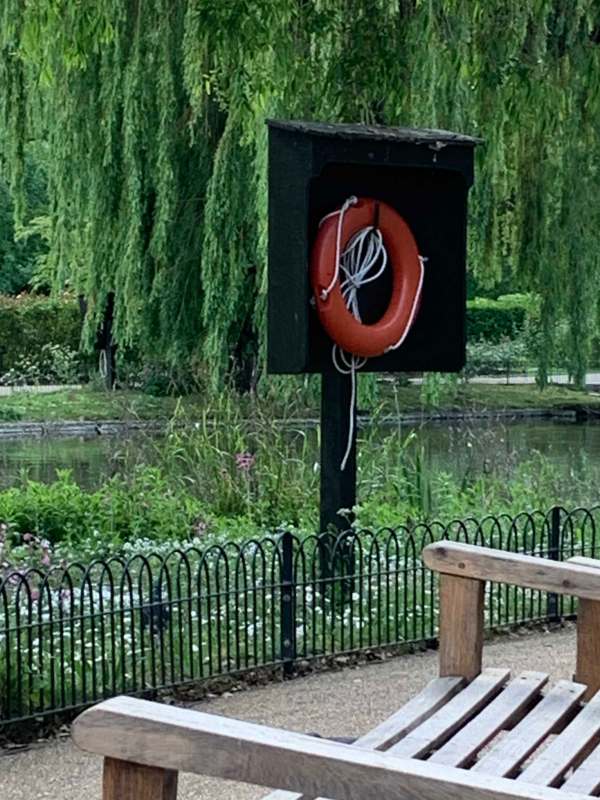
[0, 158, 49, 295]
[0, 468, 205, 554]
[0, 293, 82, 377]
[467, 294, 535, 342]
[0, 343, 82, 385]
[464, 338, 529, 378]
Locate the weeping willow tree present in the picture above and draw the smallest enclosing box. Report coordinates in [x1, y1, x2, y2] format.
[1, 1, 599, 387]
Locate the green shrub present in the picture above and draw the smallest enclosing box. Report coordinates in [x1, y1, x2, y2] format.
[0, 343, 82, 385]
[0, 467, 204, 553]
[465, 338, 529, 378]
[0, 293, 82, 375]
[467, 293, 535, 342]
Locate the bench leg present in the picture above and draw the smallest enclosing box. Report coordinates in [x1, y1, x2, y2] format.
[103, 757, 178, 800]
[438, 573, 484, 681]
[575, 598, 600, 701]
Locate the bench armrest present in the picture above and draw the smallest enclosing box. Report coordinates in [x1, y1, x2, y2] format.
[423, 541, 600, 599]
[73, 695, 570, 800]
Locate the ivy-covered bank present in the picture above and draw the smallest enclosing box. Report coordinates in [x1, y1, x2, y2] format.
[1, 3, 599, 386]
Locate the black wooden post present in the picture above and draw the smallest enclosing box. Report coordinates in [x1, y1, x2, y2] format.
[547, 505, 562, 622]
[319, 369, 356, 579]
[280, 530, 296, 676]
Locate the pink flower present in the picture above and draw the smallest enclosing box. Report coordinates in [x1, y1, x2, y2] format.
[22, 533, 34, 544]
[41, 550, 51, 567]
[235, 452, 256, 472]
[30, 589, 40, 601]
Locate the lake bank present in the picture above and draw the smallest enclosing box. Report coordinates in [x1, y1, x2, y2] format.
[1, 382, 600, 426]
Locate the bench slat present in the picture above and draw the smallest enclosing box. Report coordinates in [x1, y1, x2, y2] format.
[561, 742, 600, 795]
[356, 675, 466, 751]
[388, 668, 510, 759]
[430, 672, 548, 768]
[472, 680, 586, 778]
[259, 676, 466, 800]
[72, 696, 585, 800]
[517, 689, 600, 787]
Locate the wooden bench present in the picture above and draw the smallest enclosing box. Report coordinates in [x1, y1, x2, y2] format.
[73, 542, 600, 800]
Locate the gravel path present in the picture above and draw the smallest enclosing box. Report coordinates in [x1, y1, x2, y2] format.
[0, 626, 576, 800]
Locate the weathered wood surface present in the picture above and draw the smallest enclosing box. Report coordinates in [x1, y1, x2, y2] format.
[562, 742, 600, 795]
[388, 669, 510, 759]
[103, 757, 177, 800]
[472, 680, 586, 778]
[261, 676, 466, 800]
[567, 556, 600, 569]
[353, 675, 466, 751]
[438, 574, 484, 680]
[423, 541, 600, 600]
[574, 598, 600, 700]
[517, 689, 600, 787]
[429, 672, 548, 768]
[72, 695, 587, 800]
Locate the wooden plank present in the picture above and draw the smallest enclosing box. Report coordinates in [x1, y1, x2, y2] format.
[355, 675, 466, 751]
[472, 680, 586, 778]
[568, 556, 600, 569]
[274, 676, 466, 800]
[561, 742, 600, 795]
[567, 556, 600, 700]
[423, 541, 600, 601]
[103, 757, 178, 800]
[438, 574, 484, 680]
[430, 672, 548, 768]
[517, 688, 600, 787]
[575, 598, 600, 700]
[72, 695, 585, 800]
[388, 668, 510, 759]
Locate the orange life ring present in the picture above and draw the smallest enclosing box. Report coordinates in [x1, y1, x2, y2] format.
[310, 197, 422, 358]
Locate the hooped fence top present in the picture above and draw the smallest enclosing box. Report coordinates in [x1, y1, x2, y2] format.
[266, 119, 483, 147]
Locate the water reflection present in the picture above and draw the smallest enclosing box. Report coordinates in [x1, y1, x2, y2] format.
[0, 419, 597, 490]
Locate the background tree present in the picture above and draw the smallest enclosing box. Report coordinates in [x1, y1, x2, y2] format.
[1, 1, 599, 388]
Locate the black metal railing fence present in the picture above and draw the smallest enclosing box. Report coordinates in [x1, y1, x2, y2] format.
[1, 505, 598, 727]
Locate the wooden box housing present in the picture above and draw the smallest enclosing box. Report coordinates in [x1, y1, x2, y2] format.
[267, 120, 480, 374]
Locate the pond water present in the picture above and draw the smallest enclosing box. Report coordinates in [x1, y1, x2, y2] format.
[0, 418, 598, 490]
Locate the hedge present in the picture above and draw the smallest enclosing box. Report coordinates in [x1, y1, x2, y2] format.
[0, 293, 82, 373]
[466, 293, 534, 342]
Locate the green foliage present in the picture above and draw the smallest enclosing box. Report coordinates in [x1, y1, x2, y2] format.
[0, 293, 81, 374]
[465, 338, 529, 378]
[2, 418, 600, 560]
[1, 2, 599, 385]
[0, 467, 204, 553]
[467, 294, 534, 342]
[419, 373, 460, 408]
[0, 157, 49, 294]
[0, 343, 81, 385]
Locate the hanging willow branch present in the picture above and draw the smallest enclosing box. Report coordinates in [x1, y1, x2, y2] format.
[1, 0, 599, 387]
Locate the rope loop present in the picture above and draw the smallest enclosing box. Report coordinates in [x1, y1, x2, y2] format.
[318, 196, 425, 470]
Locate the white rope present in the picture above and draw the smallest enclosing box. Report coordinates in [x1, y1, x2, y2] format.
[319, 197, 425, 470]
[332, 345, 365, 471]
[385, 254, 426, 352]
[319, 195, 358, 301]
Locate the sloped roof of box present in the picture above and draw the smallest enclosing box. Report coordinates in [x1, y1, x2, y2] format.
[267, 119, 482, 147]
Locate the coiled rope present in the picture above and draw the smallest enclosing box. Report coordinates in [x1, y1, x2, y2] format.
[319, 196, 425, 470]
